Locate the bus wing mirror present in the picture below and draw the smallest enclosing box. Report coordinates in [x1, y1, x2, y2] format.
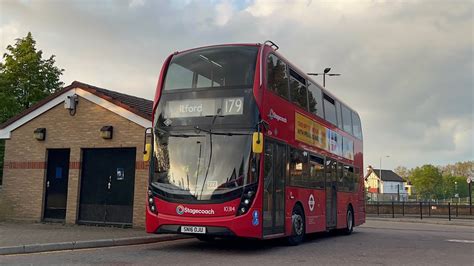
[252, 132, 263, 154]
[143, 127, 153, 162]
[143, 143, 152, 162]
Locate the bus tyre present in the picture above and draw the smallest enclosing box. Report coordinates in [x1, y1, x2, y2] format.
[287, 205, 305, 246]
[343, 208, 354, 235]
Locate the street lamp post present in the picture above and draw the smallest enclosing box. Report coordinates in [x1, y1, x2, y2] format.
[454, 181, 459, 203]
[379, 155, 390, 198]
[307, 68, 341, 87]
[467, 176, 472, 215]
[397, 184, 400, 202]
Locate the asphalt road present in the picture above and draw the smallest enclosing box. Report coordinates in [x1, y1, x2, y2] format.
[1, 220, 473, 265]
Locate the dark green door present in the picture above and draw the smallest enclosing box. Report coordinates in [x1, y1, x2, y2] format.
[44, 149, 70, 220]
[79, 148, 136, 225]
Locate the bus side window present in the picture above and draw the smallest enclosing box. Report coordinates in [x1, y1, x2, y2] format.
[337, 162, 344, 191]
[289, 148, 309, 187]
[323, 94, 337, 126]
[354, 167, 360, 192]
[308, 82, 324, 118]
[310, 155, 325, 189]
[352, 112, 363, 140]
[344, 165, 358, 192]
[335, 101, 343, 130]
[325, 158, 337, 185]
[267, 54, 289, 100]
[289, 68, 308, 110]
[342, 104, 353, 135]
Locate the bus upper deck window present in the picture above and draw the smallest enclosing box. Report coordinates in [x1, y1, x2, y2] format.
[267, 54, 289, 100]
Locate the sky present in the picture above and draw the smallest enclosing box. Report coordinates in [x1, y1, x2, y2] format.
[0, 0, 472, 170]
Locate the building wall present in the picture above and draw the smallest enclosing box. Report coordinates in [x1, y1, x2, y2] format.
[2, 95, 148, 227]
[365, 172, 380, 193]
[381, 181, 405, 194]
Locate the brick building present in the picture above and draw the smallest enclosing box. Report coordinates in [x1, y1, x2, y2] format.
[0, 81, 152, 227]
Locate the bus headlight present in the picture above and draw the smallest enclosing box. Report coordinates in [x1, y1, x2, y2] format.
[237, 183, 257, 216]
[148, 188, 158, 214]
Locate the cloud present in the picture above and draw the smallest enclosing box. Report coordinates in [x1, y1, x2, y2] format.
[129, 0, 146, 8]
[0, 0, 472, 169]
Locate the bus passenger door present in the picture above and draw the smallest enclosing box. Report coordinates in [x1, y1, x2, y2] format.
[262, 140, 286, 236]
[325, 159, 337, 229]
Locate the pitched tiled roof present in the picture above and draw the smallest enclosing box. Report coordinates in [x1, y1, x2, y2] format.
[73, 81, 153, 120]
[371, 169, 404, 182]
[0, 81, 153, 130]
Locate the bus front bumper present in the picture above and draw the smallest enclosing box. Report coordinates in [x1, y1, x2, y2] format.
[146, 210, 262, 239]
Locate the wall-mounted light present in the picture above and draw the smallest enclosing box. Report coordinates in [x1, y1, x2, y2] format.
[34, 128, 46, 141]
[64, 94, 79, 116]
[100, 126, 113, 139]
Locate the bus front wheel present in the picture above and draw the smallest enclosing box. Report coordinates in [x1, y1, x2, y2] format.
[287, 204, 305, 246]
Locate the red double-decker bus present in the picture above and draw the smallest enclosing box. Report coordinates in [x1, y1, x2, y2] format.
[145, 41, 364, 245]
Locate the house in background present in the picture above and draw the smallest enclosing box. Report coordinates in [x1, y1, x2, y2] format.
[365, 165, 408, 202]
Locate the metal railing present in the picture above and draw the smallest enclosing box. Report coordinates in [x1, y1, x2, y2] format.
[366, 201, 473, 220]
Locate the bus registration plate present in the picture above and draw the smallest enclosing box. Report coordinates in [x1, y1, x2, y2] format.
[181, 226, 206, 234]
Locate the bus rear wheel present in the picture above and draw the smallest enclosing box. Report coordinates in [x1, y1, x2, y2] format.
[343, 208, 354, 235]
[287, 204, 305, 246]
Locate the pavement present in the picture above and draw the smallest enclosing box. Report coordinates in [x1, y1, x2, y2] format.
[0, 217, 472, 256]
[0, 221, 187, 255]
[366, 215, 474, 226]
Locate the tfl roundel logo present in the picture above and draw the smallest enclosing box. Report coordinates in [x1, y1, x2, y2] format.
[176, 205, 185, 215]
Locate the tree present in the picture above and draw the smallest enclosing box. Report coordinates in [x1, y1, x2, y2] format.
[394, 166, 411, 181]
[410, 164, 443, 200]
[439, 161, 473, 179]
[441, 175, 470, 199]
[0, 32, 64, 185]
[0, 32, 64, 122]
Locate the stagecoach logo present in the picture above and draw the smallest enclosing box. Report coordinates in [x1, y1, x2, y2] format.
[268, 109, 288, 123]
[176, 205, 185, 215]
[176, 205, 215, 215]
[308, 194, 315, 212]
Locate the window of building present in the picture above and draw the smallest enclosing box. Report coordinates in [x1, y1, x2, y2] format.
[289, 148, 309, 187]
[289, 69, 308, 110]
[323, 94, 337, 126]
[309, 155, 325, 189]
[352, 112, 363, 139]
[342, 104, 353, 134]
[307, 82, 323, 118]
[267, 54, 289, 100]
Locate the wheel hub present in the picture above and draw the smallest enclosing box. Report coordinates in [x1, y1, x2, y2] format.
[292, 214, 304, 235]
[347, 211, 353, 230]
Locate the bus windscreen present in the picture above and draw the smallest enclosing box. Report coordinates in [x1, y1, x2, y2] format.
[163, 46, 258, 91]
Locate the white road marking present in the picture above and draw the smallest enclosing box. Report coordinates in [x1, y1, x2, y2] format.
[446, 239, 474, 244]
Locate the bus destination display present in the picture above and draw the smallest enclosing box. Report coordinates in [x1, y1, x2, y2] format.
[165, 97, 244, 118]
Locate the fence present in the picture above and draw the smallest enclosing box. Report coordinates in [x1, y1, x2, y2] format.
[366, 201, 473, 220]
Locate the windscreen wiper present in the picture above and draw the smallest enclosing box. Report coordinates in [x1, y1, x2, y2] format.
[193, 126, 251, 136]
[168, 133, 205, 138]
